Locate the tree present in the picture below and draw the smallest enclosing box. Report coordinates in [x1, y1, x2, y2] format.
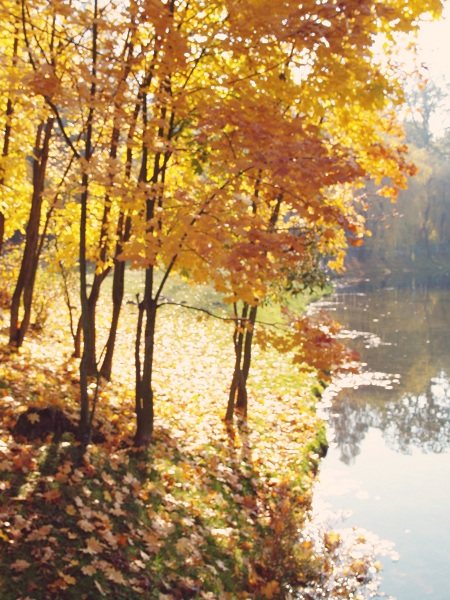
[1, 0, 443, 447]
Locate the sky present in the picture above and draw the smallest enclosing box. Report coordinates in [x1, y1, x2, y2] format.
[415, 2, 450, 135]
[416, 1, 450, 80]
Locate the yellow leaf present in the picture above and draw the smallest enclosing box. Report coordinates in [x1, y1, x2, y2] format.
[105, 567, 126, 585]
[0, 530, 9, 542]
[83, 537, 104, 555]
[324, 531, 341, 550]
[58, 571, 76, 585]
[81, 564, 97, 576]
[27, 412, 40, 424]
[66, 505, 77, 516]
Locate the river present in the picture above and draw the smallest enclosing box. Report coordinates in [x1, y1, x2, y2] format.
[309, 279, 450, 599]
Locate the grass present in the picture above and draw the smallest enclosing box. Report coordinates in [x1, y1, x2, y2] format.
[0, 267, 378, 599]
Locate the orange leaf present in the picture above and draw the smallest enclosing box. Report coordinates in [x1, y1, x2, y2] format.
[43, 488, 62, 502]
[261, 580, 280, 599]
[26, 524, 52, 541]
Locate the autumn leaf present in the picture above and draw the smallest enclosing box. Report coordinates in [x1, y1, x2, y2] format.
[175, 537, 191, 555]
[26, 412, 40, 424]
[260, 580, 280, 599]
[324, 531, 341, 551]
[26, 524, 52, 541]
[43, 488, 62, 502]
[0, 459, 12, 470]
[81, 564, 97, 576]
[0, 530, 9, 542]
[77, 519, 96, 532]
[11, 559, 31, 572]
[104, 566, 127, 585]
[58, 571, 76, 586]
[83, 537, 104, 555]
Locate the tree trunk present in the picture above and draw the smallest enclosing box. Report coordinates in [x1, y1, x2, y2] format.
[9, 117, 54, 347]
[78, 0, 98, 444]
[235, 304, 258, 417]
[99, 257, 125, 380]
[0, 213, 4, 256]
[225, 303, 248, 422]
[134, 268, 156, 446]
[99, 214, 131, 380]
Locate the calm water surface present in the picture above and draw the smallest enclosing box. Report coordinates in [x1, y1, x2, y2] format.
[312, 281, 450, 599]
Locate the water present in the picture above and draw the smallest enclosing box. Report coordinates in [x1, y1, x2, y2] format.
[311, 281, 450, 599]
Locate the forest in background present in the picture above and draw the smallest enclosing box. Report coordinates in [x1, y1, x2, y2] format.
[346, 78, 450, 280]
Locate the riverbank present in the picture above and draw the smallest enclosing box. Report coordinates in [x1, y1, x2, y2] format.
[1, 277, 388, 599]
[0, 290, 333, 599]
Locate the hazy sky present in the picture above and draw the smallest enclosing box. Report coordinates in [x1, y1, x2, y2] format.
[415, 3, 450, 135]
[416, 2, 450, 81]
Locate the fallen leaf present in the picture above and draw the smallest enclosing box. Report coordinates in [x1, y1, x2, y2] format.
[82, 537, 104, 555]
[81, 564, 97, 576]
[58, 571, 76, 585]
[43, 488, 61, 502]
[175, 537, 191, 555]
[27, 412, 40, 424]
[26, 525, 52, 541]
[77, 519, 96, 532]
[11, 559, 31, 572]
[105, 567, 126, 584]
[260, 580, 280, 599]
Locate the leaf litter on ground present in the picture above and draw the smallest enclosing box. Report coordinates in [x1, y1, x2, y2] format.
[0, 289, 385, 599]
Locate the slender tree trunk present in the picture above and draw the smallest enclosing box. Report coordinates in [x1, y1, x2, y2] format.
[78, 165, 95, 442]
[0, 213, 4, 257]
[235, 304, 258, 417]
[97, 35, 140, 379]
[99, 214, 131, 380]
[9, 117, 54, 347]
[78, 0, 98, 444]
[225, 303, 248, 422]
[134, 269, 156, 446]
[99, 259, 125, 381]
[57, 256, 82, 357]
[228, 191, 282, 419]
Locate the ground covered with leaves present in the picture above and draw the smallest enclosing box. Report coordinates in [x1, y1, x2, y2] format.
[0, 291, 380, 599]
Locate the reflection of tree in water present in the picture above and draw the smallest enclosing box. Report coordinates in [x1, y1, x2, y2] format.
[320, 285, 450, 463]
[328, 394, 371, 464]
[328, 386, 383, 464]
[381, 371, 450, 454]
[328, 371, 450, 463]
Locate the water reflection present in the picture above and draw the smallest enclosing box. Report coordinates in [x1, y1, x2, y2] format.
[310, 282, 450, 600]
[320, 285, 450, 462]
